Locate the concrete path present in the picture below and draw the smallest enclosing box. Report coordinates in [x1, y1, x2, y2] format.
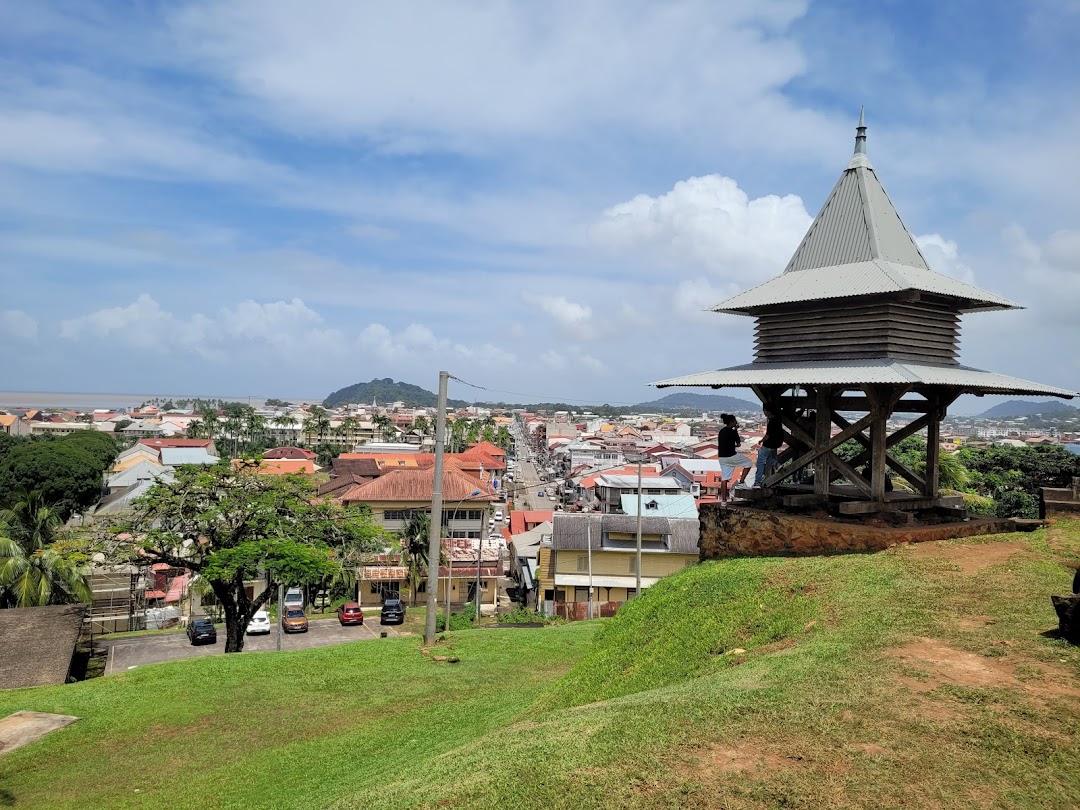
[0, 711, 79, 757]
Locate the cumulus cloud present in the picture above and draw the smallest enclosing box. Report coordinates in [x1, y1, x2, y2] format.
[359, 322, 515, 368]
[591, 174, 812, 285]
[532, 295, 595, 339]
[58, 294, 343, 363]
[915, 233, 976, 285]
[0, 309, 39, 342]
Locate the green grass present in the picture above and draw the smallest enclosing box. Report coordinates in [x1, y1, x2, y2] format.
[3, 520, 1080, 809]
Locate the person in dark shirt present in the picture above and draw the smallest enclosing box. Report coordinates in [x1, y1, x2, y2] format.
[754, 402, 786, 487]
[716, 414, 752, 502]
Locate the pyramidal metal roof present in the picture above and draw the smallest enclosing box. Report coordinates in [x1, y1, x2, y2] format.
[713, 112, 1018, 315]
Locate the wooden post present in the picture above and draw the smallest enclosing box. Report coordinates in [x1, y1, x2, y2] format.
[868, 388, 887, 503]
[925, 396, 941, 498]
[814, 387, 831, 496]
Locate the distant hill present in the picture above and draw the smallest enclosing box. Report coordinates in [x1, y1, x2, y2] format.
[324, 378, 447, 408]
[636, 392, 759, 413]
[976, 400, 1080, 419]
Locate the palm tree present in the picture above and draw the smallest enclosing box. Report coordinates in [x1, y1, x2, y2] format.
[340, 416, 360, 448]
[413, 415, 430, 438]
[201, 408, 220, 444]
[399, 511, 431, 606]
[0, 490, 92, 608]
[303, 407, 331, 446]
[373, 414, 395, 443]
[186, 419, 205, 440]
[244, 408, 267, 452]
[276, 413, 299, 446]
[495, 425, 513, 451]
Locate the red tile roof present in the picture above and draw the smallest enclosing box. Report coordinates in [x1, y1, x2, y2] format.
[339, 467, 497, 504]
[234, 458, 316, 475]
[263, 446, 317, 460]
[509, 510, 554, 535]
[464, 441, 507, 458]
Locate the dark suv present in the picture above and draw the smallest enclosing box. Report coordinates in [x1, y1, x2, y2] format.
[380, 598, 406, 625]
[186, 618, 217, 645]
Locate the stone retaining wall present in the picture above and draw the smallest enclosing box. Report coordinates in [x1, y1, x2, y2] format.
[699, 503, 1013, 559]
[1042, 478, 1080, 518]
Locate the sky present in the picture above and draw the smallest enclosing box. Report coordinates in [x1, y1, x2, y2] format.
[1, 0, 1078, 412]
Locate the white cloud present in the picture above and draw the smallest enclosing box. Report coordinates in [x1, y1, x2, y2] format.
[0, 309, 39, 342]
[170, 1, 819, 155]
[591, 174, 812, 285]
[358, 322, 516, 369]
[57, 294, 344, 363]
[346, 223, 398, 241]
[532, 295, 595, 339]
[914, 233, 976, 285]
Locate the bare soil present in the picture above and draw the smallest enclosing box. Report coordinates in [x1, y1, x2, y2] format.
[903, 540, 1027, 574]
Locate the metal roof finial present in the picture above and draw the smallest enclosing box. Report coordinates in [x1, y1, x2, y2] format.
[854, 105, 867, 155]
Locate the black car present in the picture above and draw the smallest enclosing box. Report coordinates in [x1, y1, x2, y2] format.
[187, 618, 217, 645]
[380, 598, 406, 625]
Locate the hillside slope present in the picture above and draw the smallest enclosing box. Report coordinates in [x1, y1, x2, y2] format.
[3, 524, 1079, 808]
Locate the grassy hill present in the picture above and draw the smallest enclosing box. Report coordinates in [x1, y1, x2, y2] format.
[977, 399, 1080, 419]
[3, 522, 1080, 808]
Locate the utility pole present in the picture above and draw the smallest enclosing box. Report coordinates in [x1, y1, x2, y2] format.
[276, 583, 284, 652]
[423, 371, 449, 647]
[635, 460, 643, 597]
[475, 514, 487, 623]
[587, 521, 593, 620]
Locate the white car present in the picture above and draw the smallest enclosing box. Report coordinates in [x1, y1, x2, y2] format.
[246, 609, 271, 635]
[549, 496, 557, 501]
[494, 510, 503, 520]
[284, 587, 304, 608]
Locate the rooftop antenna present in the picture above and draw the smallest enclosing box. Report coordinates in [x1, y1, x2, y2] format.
[854, 105, 867, 155]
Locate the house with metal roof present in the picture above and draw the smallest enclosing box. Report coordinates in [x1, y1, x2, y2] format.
[654, 111, 1076, 513]
[537, 513, 699, 619]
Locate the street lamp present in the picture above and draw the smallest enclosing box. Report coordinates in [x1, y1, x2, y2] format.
[445, 489, 482, 631]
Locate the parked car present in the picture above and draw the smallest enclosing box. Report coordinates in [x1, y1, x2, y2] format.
[187, 618, 217, 645]
[494, 510, 503, 520]
[337, 602, 364, 626]
[381, 598, 406, 625]
[246, 609, 271, 635]
[284, 587, 304, 608]
[538, 490, 546, 497]
[282, 607, 309, 633]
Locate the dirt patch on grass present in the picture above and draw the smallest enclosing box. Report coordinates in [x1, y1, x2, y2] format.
[904, 541, 1027, 574]
[955, 615, 995, 631]
[680, 740, 806, 777]
[890, 637, 1080, 703]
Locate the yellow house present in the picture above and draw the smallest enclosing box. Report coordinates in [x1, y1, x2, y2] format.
[536, 514, 699, 619]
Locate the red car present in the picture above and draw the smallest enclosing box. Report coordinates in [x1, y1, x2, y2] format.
[337, 602, 364, 626]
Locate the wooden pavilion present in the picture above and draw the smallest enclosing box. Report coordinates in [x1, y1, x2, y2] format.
[654, 111, 1077, 515]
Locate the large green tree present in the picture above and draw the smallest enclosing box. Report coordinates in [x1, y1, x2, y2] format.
[0, 489, 92, 608]
[0, 435, 111, 519]
[119, 462, 384, 652]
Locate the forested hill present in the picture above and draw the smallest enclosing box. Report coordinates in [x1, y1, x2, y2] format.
[636, 391, 759, 412]
[976, 400, 1079, 419]
[324, 378, 444, 407]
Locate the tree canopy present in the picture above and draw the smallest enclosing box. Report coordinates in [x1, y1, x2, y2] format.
[0, 431, 118, 519]
[117, 461, 386, 651]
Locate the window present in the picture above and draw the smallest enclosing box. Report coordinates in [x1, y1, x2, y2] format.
[576, 554, 588, 572]
[628, 556, 638, 574]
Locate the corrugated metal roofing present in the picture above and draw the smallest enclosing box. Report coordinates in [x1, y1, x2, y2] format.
[714, 260, 1017, 314]
[711, 119, 1015, 315]
[620, 493, 699, 518]
[653, 359, 1077, 398]
[159, 448, 219, 465]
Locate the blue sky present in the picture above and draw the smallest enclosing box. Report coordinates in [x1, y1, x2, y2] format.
[1, 0, 1078, 411]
